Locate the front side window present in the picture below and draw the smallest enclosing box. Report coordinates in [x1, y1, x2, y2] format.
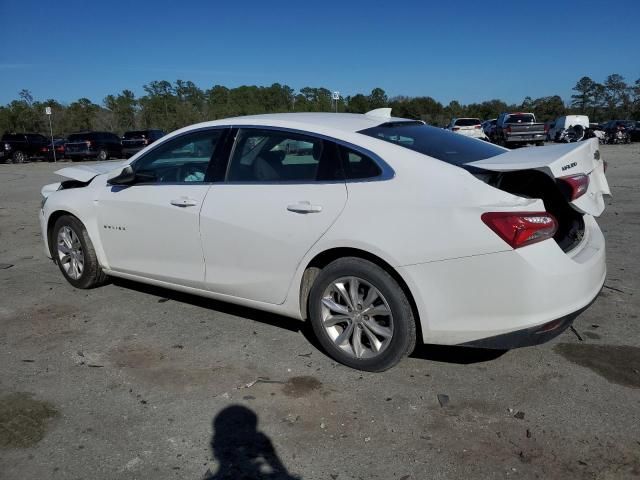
[133, 129, 223, 183]
[226, 128, 339, 182]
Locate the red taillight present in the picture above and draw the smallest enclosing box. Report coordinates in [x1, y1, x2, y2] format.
[505, 126, 512, 133]
[452, 127, 460, 131]
[481, 212, 558, 249]
[544, 124, 550, 133]
[474, 125, 481, 129]
[41, 147, 47, 152]
[559, 174, 589, 201]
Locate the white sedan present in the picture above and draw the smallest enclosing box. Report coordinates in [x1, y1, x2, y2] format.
[40, 109, 610, 371]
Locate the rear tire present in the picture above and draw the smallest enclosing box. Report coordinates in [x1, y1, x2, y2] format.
[97, 149, 108, 161]
[52, 215, 107, 289]
[308, 257, 416, 372]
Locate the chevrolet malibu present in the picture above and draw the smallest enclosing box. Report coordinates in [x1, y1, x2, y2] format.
[39, 110, 610, 371]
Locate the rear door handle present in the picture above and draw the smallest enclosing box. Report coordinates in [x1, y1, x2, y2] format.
[170, 197, 198, 207]
[287, 201, 322, 214]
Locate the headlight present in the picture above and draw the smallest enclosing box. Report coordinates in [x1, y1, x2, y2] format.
[4, 143, 11, 150]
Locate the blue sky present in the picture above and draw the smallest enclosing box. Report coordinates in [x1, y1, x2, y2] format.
[1, 0, 638, 106]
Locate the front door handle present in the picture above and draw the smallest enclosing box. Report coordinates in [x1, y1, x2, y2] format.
[287, 201, 322, 214]
[170, 197, 198, 207]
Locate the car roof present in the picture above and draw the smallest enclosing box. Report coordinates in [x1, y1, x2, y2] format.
[184, 112, 414, 134]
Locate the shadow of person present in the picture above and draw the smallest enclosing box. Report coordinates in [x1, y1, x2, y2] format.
[204, 405, 300, 480]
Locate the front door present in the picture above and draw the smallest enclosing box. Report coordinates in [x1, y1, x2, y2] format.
[96, 128, 226, 287]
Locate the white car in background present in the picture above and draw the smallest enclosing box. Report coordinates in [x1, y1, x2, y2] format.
[39, 110, 610, 371]
[447, 118, 488, 140]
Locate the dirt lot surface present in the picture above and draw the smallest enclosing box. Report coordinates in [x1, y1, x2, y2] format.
[1, 144, 639, 479]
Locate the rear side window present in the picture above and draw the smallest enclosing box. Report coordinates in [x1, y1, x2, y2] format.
[226, 128, 339, 182]
[359, 123, 504, 167]
[340, 147, 381, 180]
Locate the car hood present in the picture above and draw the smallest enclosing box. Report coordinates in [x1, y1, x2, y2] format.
[54, 161, 128, 182]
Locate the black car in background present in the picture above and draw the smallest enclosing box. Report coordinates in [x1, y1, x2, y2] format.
[1, 132, 49, 163]
[121, 129, 165, 158]
[64, 131, 122, 161]
[41, 138, 66, 162]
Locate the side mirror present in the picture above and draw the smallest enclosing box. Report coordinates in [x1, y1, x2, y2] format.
[107, 165, 136, 185]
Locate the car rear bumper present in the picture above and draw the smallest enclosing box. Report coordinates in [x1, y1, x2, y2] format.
[399, 215, 606, 347]
[459, 293, 598, 349]
[65, 150, 99, 159]
[506, 134, 546, 143]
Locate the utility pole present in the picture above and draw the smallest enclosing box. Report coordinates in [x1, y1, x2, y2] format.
[45, 106, 56, 163]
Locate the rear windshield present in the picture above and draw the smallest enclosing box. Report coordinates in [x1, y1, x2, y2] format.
[67, 133, 93, 142]
[123, 131, 148, 139]
[359, 122, 505, 167]
[505, 114, 535, 123]
[454, 118, 481, 127]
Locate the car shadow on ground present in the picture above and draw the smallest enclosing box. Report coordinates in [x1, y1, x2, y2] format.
[203, 404, 300, 480]
[111, 278, 507, 366]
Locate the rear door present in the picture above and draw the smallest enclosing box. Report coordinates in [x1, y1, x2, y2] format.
[199, 127, 347, 304]
[467, 138, 610, 216]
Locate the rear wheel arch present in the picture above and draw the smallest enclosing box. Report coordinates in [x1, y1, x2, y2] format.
[299, 247, 422, 341]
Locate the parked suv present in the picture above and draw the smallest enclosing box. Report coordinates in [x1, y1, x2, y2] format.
[1, 132, 49, 163]
[121, 129, 165, 158]
[65, 132, 122, 161]
[446, 118, 488, 140]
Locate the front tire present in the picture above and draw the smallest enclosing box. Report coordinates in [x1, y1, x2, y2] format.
[52, 215, 107, 289]
[96, 149, 108, 161]
[12, 150, 25, 163]
[308, 257, 416, 372]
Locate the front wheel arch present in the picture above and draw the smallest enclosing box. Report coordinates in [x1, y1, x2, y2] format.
[300, 247, 422, 342]
[47, 210, 77, 259]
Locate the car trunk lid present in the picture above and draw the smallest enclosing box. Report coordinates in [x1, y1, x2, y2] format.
[466, 138, 610, 216]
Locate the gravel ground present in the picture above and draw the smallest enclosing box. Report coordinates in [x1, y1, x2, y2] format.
[0, 144, 639, 480]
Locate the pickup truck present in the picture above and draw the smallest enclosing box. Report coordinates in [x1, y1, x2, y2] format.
[0, 132, 49, 163]
[495, 112, 546, 147]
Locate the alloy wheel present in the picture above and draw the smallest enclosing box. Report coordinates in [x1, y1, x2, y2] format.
[57, 226, 85, 280]
[320, 276, 394, 359]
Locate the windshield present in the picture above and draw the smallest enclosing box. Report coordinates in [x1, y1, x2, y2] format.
[358, 122, 505, 167]
[454, 118, 481, 127]
[505, 114, 535, 124]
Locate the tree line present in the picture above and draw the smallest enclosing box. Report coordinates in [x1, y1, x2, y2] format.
[1, 74, 638, 137]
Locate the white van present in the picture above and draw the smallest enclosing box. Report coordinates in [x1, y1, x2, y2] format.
[548, 115, 590, 142]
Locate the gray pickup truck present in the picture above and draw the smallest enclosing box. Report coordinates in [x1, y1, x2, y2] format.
[495, 112, 546, 147]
